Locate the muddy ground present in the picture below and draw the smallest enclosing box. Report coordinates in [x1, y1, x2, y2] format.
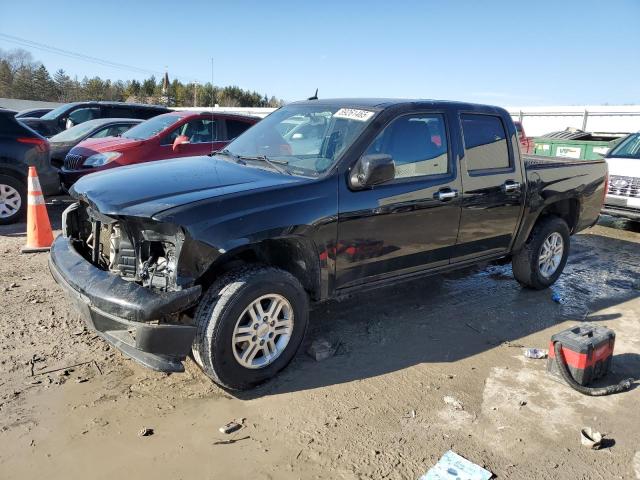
[0, 197, 639, 480]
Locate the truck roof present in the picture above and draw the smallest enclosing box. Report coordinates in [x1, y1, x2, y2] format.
[290, 97, 504, 112]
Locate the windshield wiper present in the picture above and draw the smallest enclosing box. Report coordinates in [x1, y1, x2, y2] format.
[237, 154, 292, 175]
[213, 149, 246, 164]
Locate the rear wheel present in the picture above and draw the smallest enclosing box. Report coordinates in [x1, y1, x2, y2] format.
[192, 266, 309, 390]
[512, 215, 570, 289]
[0, 175, 26, 225]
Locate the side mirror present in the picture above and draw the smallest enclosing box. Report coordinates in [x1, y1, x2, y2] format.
[349, 154, 395, 189]
[172, 134, 190, 152]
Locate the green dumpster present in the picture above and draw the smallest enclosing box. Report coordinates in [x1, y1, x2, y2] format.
[533, 129, 625, 160]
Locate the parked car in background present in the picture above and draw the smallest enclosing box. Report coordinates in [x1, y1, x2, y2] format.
[15, 107, 53, 119]
[514, 121, 533, 154]
[59, 111, 259, 190]
[602, 131, 640, 220]
[50, 98, 607, 389]
[19, 101, 171, 137]
[0, 108, 59, 224]
[48, 118, 142, 169]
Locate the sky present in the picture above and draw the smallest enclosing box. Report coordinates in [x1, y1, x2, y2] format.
[1, 0, 639, 106]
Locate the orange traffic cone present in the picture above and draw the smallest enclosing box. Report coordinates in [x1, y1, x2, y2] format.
[21, 167, 54, 253]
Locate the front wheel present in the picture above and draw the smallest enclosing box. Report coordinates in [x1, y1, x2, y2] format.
[512, 216, 570, 289]
[192, 266, 309, 390]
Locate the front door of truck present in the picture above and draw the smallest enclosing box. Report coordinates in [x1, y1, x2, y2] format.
[335, 111, 462, 290]
[452, 113, 525, 261]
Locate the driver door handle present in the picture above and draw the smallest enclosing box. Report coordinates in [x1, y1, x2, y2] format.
[434, 188, 459, 202]
[502, 180, 521, 193]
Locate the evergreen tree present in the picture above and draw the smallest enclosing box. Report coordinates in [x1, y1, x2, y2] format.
[0, 60, 13, 98]
[0, 49, 284, 106]
[53, 69, 72, 101]
[32, 64, 55, 101]
[11, 67, 36, 100]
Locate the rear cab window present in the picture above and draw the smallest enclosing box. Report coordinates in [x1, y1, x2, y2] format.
[461, 114, 512, 173]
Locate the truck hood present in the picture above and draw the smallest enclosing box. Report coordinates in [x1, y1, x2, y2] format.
[70, 155, 304, 218]
[606, 157, 640, 177]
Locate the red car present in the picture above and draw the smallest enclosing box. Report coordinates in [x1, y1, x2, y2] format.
[514, 120, 533, 154]
[59, 111, 259, 190]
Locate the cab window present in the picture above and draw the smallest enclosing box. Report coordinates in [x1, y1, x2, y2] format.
[365, 113, 449, 179]
[461, 114, 510, 171]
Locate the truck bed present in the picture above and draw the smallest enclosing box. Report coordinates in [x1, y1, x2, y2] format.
[523, 154, 606, 169]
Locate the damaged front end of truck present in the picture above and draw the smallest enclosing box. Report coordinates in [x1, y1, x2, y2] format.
[48, 199, 215, 372]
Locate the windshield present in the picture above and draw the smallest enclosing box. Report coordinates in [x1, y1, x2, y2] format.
[41, 103, 74, 120]
[608, 133, 640, 159]
[122, 114, 181, 140]
[49, 120, 104, 142]
[222, 104, 377, 176]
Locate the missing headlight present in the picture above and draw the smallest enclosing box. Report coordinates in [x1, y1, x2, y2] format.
[139, 240, 177, 291]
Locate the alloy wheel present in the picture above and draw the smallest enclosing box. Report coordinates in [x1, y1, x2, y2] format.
[538, 232, 564, 278]
[231, 294, 294, 369]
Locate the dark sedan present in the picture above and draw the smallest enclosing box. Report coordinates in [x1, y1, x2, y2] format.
[49, 118, 142, 169]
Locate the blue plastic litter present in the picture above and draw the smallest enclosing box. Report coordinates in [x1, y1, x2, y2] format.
[551, 292, 562, 304]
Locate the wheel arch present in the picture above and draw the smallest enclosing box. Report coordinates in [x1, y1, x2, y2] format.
[196, 237, 322, 301]
[513, 197, 581, 252]
[0, 165, 28, 185]
[538, 197, 580, 233]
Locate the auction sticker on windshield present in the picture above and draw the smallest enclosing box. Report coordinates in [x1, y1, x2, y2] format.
[333, 108, 375, 122]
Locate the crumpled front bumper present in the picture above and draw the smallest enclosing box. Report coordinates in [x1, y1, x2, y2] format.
[48, 235, 201, 372]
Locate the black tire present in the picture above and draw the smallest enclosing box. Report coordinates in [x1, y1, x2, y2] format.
[192, 266, 309, 390]
[0, 174, 26, 225]
[512, 215, 570, 289]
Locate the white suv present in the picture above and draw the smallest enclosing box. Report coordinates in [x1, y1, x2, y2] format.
[603, 132, 640, 221]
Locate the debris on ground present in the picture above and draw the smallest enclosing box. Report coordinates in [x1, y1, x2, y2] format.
[523, 348, 548, 359]
[443, 396, 464, 411]
[307, 338, 338, 361]
[419, 450, 493, 480]
[213, 436, 250, 445]
[551, 292, 563, 304]
[138, 427, 154, 437]
[219, 419, 245, 434]
[580, 427, 603, 450]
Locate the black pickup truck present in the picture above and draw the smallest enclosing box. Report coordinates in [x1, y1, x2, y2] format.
[49, 99, 607, 389]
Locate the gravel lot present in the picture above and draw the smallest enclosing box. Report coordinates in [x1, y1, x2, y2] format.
[1, 198, 639, 480]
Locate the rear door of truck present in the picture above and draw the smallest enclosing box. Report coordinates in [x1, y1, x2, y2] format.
[452, 110, 526, 261]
